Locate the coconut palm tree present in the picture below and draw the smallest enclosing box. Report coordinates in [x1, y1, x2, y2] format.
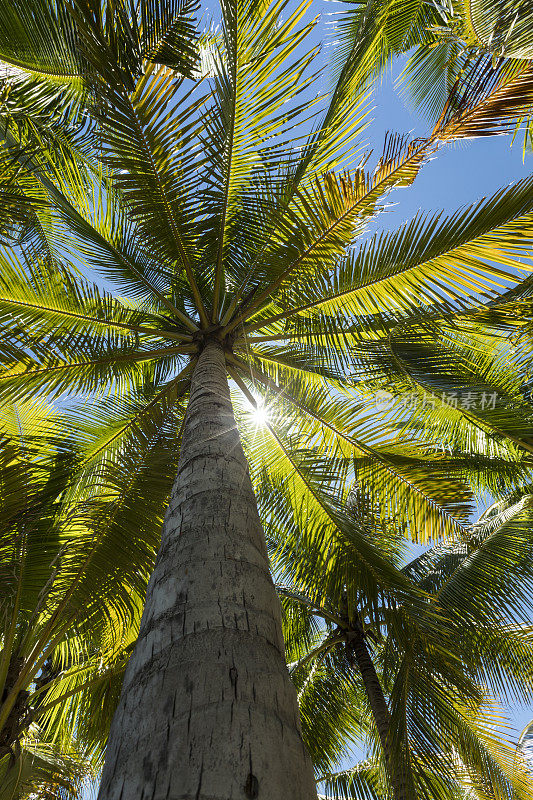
[333, 0, 533, 143]
[401, 0, 533, 122]
[2, 0, 533, 797]
[0, 398, 170, 797]
[272, 480, 533, 799]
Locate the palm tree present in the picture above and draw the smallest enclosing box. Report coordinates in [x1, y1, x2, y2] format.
[2, 0, 533, 796]
[333, 0, 533, 142]
[0, 399, 165, 797]
[402, 0, 533, 117]
[273, 483, 533, 799]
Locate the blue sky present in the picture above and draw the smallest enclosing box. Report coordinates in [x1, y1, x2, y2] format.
[81, 5, 533, 796]
[368, 62, 531, 226]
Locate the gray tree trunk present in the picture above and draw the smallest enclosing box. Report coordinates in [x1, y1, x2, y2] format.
[347, 626, 409, 800]
[98, 339, 318, 800]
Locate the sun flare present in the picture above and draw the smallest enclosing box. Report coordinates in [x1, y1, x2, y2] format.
[251, 404, 269, 427]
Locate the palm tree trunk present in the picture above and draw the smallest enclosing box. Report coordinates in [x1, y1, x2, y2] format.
[346, 627, 408, 800]
[98, 338, 318, 800]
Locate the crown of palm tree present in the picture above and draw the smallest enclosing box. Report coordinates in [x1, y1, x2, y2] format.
[1, 0, 533, 548]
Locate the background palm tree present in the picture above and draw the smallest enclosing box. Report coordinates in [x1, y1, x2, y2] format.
[0, 399, 165, 797]
[273, 486, 533, 799]
[1, 0, 533, 797]
[333, 0, 533, 146]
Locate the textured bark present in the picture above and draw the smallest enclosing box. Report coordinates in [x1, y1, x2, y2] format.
[347, 627, 408, 800]
[98, 339, 318, 800]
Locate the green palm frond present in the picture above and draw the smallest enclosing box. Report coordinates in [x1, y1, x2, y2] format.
[246, 172, 533, 336]
[0, 740, 89, 800]
[0, 0, 81, 79]
[335, 0, 533, 150]
[0, 390, 189, 782]
[318, 761, 384, 800]
[464, 0, 533, 59]
[0, 0, 198, 79]
[351, 312, 533, 466]
[231, 358, 476, 542]
[208, 0, 320, 319]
